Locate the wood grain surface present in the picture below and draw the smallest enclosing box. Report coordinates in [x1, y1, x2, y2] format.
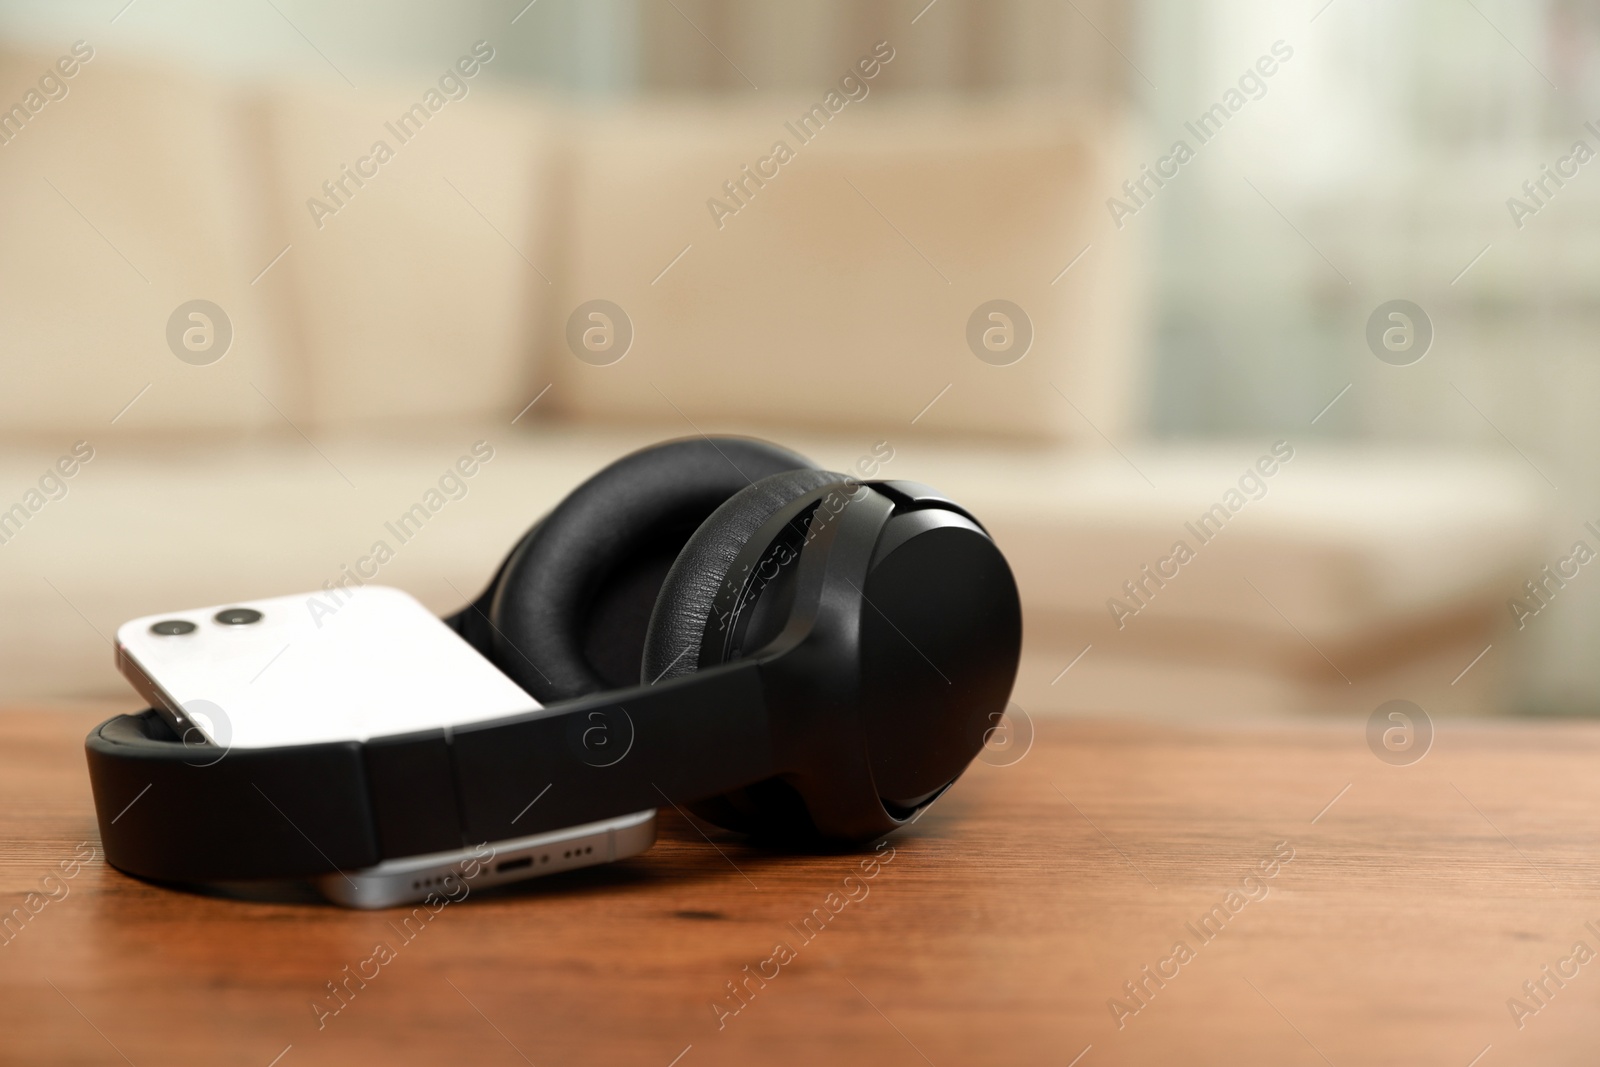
[3, 705, 1599, 1066]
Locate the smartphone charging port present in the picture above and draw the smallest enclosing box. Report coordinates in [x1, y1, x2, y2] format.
[496, 856, 533, 873]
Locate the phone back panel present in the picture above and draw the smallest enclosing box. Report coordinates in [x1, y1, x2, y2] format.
[115, 586, 539, 748]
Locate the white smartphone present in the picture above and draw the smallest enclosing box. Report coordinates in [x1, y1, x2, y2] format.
[114, 585, 655, 907]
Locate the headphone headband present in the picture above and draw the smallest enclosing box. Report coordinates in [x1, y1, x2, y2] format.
[85, 660, 774, 883]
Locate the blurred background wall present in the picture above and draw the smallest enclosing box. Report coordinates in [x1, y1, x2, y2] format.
[0, 0, 1589, 721]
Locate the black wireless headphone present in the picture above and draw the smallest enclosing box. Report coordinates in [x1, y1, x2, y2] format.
[86, 437, 1022, 882]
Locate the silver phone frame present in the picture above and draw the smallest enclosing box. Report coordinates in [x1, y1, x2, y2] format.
[317, 810, 657, 909]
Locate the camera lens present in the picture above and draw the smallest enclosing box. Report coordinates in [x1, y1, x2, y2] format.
[150, 619, 196, 636]
[214, 608, 263, 626]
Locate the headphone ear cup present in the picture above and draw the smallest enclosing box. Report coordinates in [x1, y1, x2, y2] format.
[444, 520, 538, 659]
[641, 468, 846, 840]
[466, 438, 814, 703]
[640, 468, 843, 686]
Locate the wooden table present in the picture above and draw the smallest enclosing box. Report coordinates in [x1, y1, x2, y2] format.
[3, 706, 1599, 1066]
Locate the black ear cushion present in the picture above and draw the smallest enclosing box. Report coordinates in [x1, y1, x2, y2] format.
[486, 437, 814, 703]
[641, 468, 844, 686]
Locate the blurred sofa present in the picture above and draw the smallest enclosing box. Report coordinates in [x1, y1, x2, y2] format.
[0, 50, 1550, 717]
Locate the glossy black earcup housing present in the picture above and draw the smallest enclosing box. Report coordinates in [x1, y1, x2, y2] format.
[641, 475, 1023, 842]
[853, 502, 1021, 811]
[469, 437, 812, 703]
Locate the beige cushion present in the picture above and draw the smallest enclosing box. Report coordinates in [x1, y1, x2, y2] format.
[539, 99, 1135, 443]
[253, 74, 552, 428]
[0, 428, 1544, 716]
[0, 49, 290, 434]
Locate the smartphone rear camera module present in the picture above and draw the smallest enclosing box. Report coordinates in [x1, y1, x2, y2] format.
[149, 619, 197, 636]
[214, 608, 263, 626]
